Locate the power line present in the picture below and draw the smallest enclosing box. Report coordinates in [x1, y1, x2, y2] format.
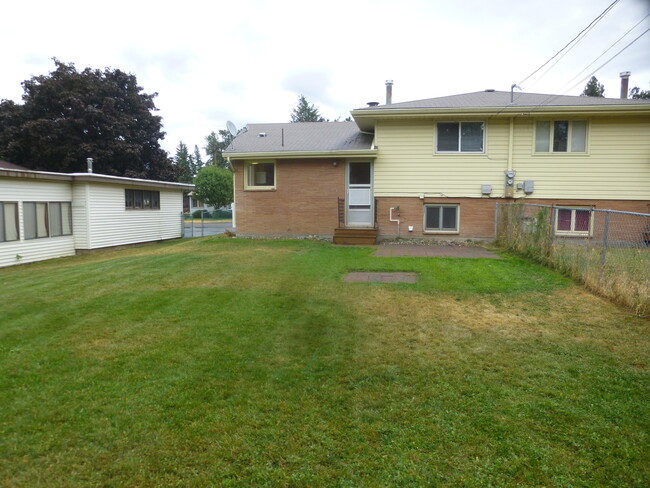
[560, 27, 650, 95]
[560, 13, 650, 91]
[517, 0, 620, 87]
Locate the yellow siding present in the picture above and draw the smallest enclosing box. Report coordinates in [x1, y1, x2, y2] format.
[373, 115, 650, 201]
[513, 116, 650, 200]
[374, 118, 510, 197]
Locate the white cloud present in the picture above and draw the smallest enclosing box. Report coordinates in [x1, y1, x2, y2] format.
[1, 0, 648, 157]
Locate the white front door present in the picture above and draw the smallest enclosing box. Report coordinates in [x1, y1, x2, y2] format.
[347, 162, 374, 227]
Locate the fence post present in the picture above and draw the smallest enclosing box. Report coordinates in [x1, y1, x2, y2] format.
[201, 212, 205, 237]
[600, 210, 610, 282]
[495, 203, 500, 241]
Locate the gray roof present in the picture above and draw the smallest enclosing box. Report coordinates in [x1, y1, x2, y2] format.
[354, 90, 650, 111]
[0, 160, 30, 170]
[224, 121, 373, 155]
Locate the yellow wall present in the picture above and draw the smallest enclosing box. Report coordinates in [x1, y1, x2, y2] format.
[373, 115, 650, 200]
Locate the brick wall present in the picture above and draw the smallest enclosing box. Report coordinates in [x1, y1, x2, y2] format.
[376, 197, 650, 240]
[233, 159, 649, 240]
[234, 158, 345, 236]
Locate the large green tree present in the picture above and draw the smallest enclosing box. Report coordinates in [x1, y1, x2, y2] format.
[0, 59, 179, 181]
[192, 165, 233, 209]
[581, 76, 605, 97]
[290, 95, 325, 122]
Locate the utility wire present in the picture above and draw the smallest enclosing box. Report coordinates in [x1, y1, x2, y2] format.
[517, 0, 620, 87]
[560, 13, 650, 91]
[560, 27, 650, 95]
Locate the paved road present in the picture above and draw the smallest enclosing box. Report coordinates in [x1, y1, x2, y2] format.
[183, 221, 235, 238]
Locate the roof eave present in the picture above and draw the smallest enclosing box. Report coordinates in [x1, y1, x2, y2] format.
[351, 104, 650, 130]
[224, 149, 378, 160]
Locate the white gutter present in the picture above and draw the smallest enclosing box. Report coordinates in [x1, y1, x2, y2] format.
[389, 206, 400, 237]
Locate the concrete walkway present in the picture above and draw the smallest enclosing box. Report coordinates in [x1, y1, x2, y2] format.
[373, 244, 502, 258]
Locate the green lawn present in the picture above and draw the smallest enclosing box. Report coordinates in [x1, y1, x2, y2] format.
[0, 238, 648, 487]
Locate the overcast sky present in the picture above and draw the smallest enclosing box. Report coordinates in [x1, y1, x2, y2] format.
[1, 0, 648, 157]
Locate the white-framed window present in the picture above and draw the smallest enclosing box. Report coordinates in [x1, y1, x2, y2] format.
[49, 202, 73, 237]
[424, 204, 459, 233]
[244, 161, 276, 190]
[436, 122, 484, 153]
[555, 207, 593, 236]
[535, 120, 587, 153]
[0, 202, 19, 242]
[23, 202, 73, 240]
[23, 202, 49, 240]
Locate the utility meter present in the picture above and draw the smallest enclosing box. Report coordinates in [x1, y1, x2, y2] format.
[505, 170, 516, 187]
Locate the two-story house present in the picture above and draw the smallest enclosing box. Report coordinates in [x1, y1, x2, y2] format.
[224, 90, 650, 243]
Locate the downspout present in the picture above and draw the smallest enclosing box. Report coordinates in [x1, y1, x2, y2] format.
[389, 206, 400, 237]
[228, 157, 236, 229]
[505, 117, 515, 198]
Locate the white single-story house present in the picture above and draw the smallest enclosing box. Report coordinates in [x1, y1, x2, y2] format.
[0, 161, 194, 268]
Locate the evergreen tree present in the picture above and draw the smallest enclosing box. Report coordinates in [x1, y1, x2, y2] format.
[174, 141, 194, 183]
[630, 86, 650, 99]
[204, 130, 234, 169]
[193, 145, 205, 172]
[290, 95, 325, 122]
[581, 76, 605, 97]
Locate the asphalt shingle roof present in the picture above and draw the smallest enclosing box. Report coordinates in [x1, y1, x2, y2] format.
[354, 90, 650, 111]
[224, 121, 373, 154]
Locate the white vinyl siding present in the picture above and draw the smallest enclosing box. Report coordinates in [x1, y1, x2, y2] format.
[0, 178, 76, 267]
[77, 183, 183, 250]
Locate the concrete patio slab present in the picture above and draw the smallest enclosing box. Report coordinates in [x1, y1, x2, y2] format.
[344, 272, 417, 283]
[373, 244, 502, 258]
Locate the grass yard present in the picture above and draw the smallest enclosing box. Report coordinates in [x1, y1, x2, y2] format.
[0, 238, 648, 487]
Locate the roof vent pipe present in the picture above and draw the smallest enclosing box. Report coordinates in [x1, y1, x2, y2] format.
[385, 80, 393, 105]
[87, 158, 93, 173]
[620, 71, 631, 99]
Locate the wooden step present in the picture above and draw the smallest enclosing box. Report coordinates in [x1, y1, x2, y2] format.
[333, 227, 378, 245]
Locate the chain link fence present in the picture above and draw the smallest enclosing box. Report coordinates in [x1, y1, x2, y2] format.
[495, 203, 650, 316]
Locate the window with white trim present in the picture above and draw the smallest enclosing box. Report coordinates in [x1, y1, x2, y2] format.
[244, 161, 276, 189]
[0, 202, 19, 242]
[23, 202, 49, 240]
[424, 205, 459, 232]
[49, 202, 73, 237]
[555, 207, 593, 236]
[535, 120, 587, 153]
[436, 122, 484, 153]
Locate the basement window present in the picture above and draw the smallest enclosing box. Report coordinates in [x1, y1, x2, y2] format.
[555, 207, 593, 236]
[0, 202, 19, 242]
[424, 204, 459, 233]
[244, 161, 276, 190]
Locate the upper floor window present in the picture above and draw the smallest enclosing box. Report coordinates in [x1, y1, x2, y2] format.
[535, 120, 587, 153]
[125, 189, 160, 209]
[436, 122, 484, 153]
[0, 202, 19, 242]
[244, 161, 276, 190]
